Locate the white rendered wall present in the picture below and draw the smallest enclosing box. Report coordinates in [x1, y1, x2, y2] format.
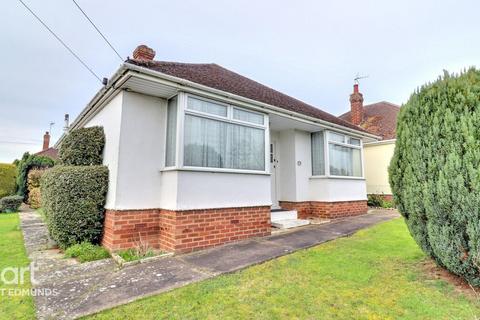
[363, 141, 395, 195]
[309, 178, 367, 201]
[173, 171, 271, 210]
[114, 91, 166, 210]
[84, 92, 123, 209]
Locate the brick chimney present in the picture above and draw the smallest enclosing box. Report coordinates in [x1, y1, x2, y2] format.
[133, 45, 155, 61]
[349, 84, 364, 125]
[42, 131, 50, 150]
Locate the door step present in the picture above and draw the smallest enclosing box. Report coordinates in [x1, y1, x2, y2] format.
[271, 219, 311, 229]
[271, 210, 298, 222]
[270, 210, 310, 229]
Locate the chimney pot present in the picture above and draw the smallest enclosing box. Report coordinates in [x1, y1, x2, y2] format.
[133, 45, 155, 61]
[349, 84, 364, 126]
[43, 131, 50, 151]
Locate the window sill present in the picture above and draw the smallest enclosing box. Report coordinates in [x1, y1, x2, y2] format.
[310, 175, 365, 180]
[160, 167, 271, 176]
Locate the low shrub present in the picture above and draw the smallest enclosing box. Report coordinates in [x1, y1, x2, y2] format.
[0, 195, 23, 213]
[59, 126, 105, 166]
[367, 194, 395, 209]
[65, 242, 110, 263]
[367, 194, 384, 207]
[41, 165, 109, 249]
[117, 248, 155, 262]
[0, 164, 16, 198]
[16, 152, 54, 200]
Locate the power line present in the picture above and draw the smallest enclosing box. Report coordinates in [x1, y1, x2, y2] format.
[71, 0, 123, 62]
[0, 140, 40, 145]
[17, 0, 103, 83]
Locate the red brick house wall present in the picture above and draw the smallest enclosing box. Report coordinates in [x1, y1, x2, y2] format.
[102, 206, 270, 253]
[279, 200, 367, 219]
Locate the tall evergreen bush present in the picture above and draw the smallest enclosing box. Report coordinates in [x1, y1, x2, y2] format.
[389, 68, 480, 285]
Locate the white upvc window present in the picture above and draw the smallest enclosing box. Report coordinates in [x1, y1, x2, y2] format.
[164, 93, 269, 173]
[311, 130, 363, 178]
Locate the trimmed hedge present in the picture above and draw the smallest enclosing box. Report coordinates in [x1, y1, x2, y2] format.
[41, 165, 108, 249]
[389, 68, 480, 285]
[16, 152, 55, 200]
[0, 195, 23, 213]
[0, 164, 16, 198]
[59, 126, 105, 166]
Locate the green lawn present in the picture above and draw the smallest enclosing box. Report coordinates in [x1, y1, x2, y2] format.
[86, 218, 480, 320]
[0, 213, 35, 319]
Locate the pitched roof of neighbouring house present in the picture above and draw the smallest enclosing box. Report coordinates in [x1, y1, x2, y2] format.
[126, 59, 369, 133]
[35, 147, 58, 160]
[339, 101, 400, 140]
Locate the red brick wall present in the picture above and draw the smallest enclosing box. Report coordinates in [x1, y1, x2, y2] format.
[368, 194, 394, 202]
[102, 209, 161, 251]
[279, 200, 367, 219]
[102, 206, 271, 253]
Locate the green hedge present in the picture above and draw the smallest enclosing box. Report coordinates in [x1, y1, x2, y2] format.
[16, 152, 55, 200]
[0, 195, 23, 213]
[0, 164, 16, 198]
[41, 165, 108, 249]
[59, 126, 105, 166]
[389, 68, 480, 285]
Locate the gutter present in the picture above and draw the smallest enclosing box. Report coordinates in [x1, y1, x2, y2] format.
[364, 138, 396, 146]
[57, 63, 381, 146]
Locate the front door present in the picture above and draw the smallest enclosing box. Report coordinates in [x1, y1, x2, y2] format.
[270, 138, 280, 209]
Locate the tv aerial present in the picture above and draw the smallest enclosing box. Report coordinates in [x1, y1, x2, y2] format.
[354, 73, 369, 84]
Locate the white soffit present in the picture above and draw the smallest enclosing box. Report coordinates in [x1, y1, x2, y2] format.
[121, 76, 178, 99]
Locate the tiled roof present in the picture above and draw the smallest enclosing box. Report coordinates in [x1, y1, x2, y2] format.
[126, 59, 369, 134]
[35, 147, 58, 160]
[339, 101, 400, 140]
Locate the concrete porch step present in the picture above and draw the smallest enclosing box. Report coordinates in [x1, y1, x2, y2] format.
[271, 210, 298, 222]
[271, 219, 311, 229]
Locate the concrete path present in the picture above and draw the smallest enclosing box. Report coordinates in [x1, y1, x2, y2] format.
[20, 208, 399, 319]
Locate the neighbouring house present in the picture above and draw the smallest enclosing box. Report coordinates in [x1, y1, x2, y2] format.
[339, 84, 400, 201]
[57, 45, 379, 253]
[35, 131, 59, 160]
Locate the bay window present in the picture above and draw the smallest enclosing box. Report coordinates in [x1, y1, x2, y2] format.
[165, 95, 268, 172]
[311, 130, 363, 177]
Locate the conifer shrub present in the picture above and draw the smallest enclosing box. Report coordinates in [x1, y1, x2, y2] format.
[59, 126, 105, 166]
[389, 68, 480, 285]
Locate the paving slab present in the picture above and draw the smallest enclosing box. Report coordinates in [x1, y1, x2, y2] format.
[181, 239, 293, 273]
[262, 227, 341, 251]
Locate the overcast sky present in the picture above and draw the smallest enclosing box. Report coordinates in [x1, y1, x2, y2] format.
[1, 0, 479, 162]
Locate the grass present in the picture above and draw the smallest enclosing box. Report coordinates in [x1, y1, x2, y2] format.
[86, 218, 480, 320]
[64, 242, 110, 263]
[116, 248, 155, 262]
[0, 213, 35, 319]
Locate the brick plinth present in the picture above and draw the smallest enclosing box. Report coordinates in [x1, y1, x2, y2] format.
[368, 194, 393, 202]
[102, 206, 271, 253]
[102, 209, 161, 251]
[279, 200, 367, 219]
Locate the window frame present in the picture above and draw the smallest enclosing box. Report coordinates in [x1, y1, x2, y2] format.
[311, 130, 364, 179]
[163, 92, 270, 175]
